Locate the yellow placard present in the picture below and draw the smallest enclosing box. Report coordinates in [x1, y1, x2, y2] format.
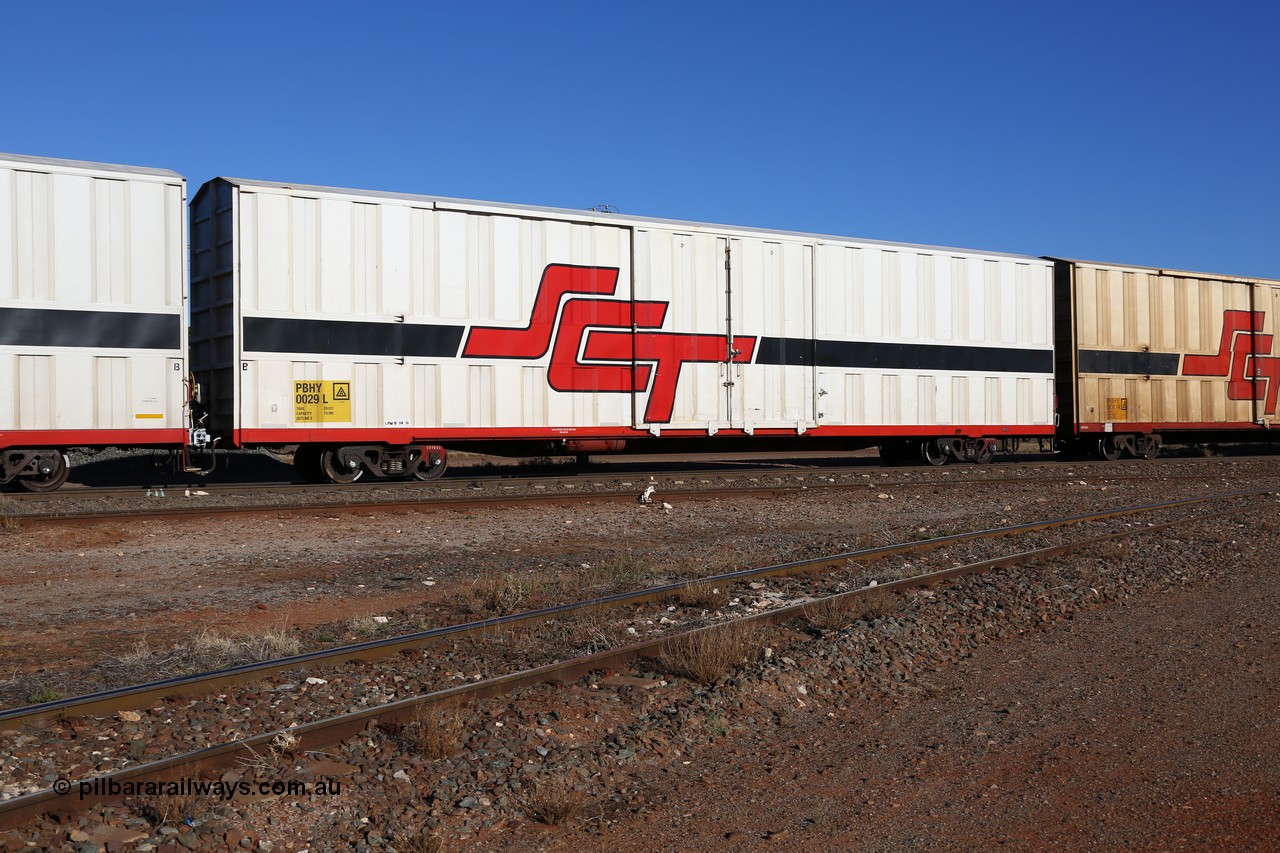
[294, 381, 352, 423]
[1106, 397, 1128, 421]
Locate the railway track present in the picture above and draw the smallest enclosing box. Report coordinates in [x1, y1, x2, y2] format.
[4, 455, 1273, 525]
[0, 488, 1266, 829]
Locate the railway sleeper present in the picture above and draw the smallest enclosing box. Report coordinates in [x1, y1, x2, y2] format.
[293, 443, 447, 484]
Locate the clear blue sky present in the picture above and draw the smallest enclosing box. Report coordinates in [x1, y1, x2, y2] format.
[5, 1, 1276, 277]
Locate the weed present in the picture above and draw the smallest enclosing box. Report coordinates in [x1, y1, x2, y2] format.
[136, 791, 200, 827]
[465, 573, 546, 615]
[664, 547, 743, 583]
[149, 625, 306, 675]
[671, 580, 729, 610]
[703, 708, 728, 737]
[657, 620, 754, 684]
[381, 704, 465, 761]
[0, 497, 18, 532]
[117, 637, 155, 666]
[521, 778, 586, 827]
[562, 609, 632, 654]
[315, 632, 338, 644]
[25, 686, 63, 705]
[239, 728, 299, 775]
[572, 550, 648, 594]
[191, 626, 301, 664]
[349, 616, 388, 638]
[243, 627, 302, 660]
[392, 833, 445, 853]
[474, 625, 546, 661]
[186, 631, 242, 662]
[803, 588, 897, 630]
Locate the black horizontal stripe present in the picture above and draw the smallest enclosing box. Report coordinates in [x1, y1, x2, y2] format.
[1078, 350, 1180, 375]
[0, 306, 180, 350]
[756, 336, 1054, 374]
[243, 316, 465, 358]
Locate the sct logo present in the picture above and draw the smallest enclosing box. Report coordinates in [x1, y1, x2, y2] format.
[462, 264, 756, 423]
[1182, 309, 1280, 416]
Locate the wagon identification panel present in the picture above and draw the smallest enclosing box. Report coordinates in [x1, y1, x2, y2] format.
[293, 381, 351, 423]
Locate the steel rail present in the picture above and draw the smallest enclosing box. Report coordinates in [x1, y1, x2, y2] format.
[7, 465, 1274, 526]
[3, 489, 1264, 733]
[8, 446, 1274, 507]
[0, 497, 1252, 829]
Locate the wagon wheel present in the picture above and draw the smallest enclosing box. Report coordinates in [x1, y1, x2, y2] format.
[1139, 438, 1161, 460]
[14, 452, 70, 493]
[920, 439, 950, 467]
[293, 445, 326, 483]
[319, 448, 364, 484]
[1096, 436, 1122, 462]
[973, 441, 996, 464]
[411, 451, 447, 481]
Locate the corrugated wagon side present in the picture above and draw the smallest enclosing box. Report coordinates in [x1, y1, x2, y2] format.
[189, 176, 1057, 483]
[0, 153, 198, 490]
[807, 242, 1056, 464]
[1052, 258, 1280, 458]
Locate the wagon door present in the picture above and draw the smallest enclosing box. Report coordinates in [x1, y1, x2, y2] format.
[729, 237, 817, 432]
[631, 230, 738, 432]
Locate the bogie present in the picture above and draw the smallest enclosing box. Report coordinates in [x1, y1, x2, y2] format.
[5, 450, 71, 493]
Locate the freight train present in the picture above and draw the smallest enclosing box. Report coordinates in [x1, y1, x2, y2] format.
[2, 151, 1277, 491]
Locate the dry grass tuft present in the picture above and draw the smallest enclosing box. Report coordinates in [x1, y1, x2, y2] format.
[117, 636, 155, 666]
[465, 573, 546, 615]
[521, 778, 586, 827]
[349, 615, 389, 638]
[185, 626, 301, 668]
[381, 705, 466, 761]
[136, 791, 201, 827]
[244, 627, 302, 660]
[663, 546, 744, 583]
[239, 728, 298, 775]
[555, 608, 633, 655]
[571, 550, 648, 593]
[857, 588, 898, 619]
[671, 580, 729, 610]
[0, 497, 20, 533]
[803, 588, 898, 630]
[99, 624, 309, 677]
[490, 625, 547, 659]
[25, 686, 64, 705]
[657, 620, 754, 684]
[393, 833, 445, 853]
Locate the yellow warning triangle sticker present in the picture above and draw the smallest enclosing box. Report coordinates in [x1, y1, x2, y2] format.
[333, 383, 350, 400]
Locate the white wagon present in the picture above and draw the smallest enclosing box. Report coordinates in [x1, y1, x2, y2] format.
[0, 153, 196, 490]
[190, 177, 1056, 482]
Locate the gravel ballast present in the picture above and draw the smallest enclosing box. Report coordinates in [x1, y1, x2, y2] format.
[0, 457, 1276, 850]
